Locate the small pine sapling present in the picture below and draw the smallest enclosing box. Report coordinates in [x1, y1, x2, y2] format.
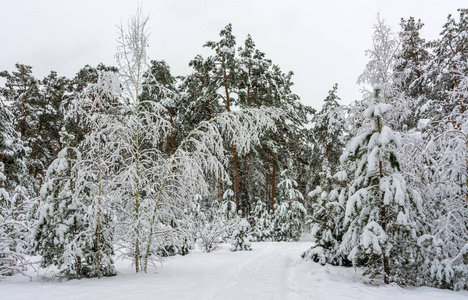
[231, 218, 252, 251]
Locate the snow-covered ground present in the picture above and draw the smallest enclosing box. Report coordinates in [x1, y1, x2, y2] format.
[2, 242, 468, 300]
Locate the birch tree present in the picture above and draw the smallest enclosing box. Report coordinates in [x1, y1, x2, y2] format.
[112, 8, 171, 272]
[142, 107, 283, 271]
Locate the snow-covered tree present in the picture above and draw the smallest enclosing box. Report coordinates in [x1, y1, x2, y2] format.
[74, 70, 121, 278]
[271, 169, 307, 241]
[0, 97, 31, 277]
[0, 66, 69, 194]
[0, 64, 42, 193]
[358, 16, 399, 105]
[140, 106, 282, 268]
[34, 130, 115, 279]
[304, 85, 349, 266]
[62, 63, 119, 147]
[141, 60, 179, 155]
[187, 196, 239, 252]
[107, 8, 173, 273]
[183, 27, 312, 215]
[271, 201, 306, 242]
[340, 88, 422, 285]
[304, 171, 349, 266]
[399, 9, 468, 290]
[202, 23, 244, 208]
[310, 84, 347, 183]
[392, 17, 431, 131]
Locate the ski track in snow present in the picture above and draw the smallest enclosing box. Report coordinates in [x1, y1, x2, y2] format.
[2, 242, 468, 300]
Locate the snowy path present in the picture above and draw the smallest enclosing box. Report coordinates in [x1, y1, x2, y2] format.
[201, 242, 306, 299]
[2, 242, 468, 300]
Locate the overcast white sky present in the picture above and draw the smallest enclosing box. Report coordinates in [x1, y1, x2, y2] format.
[1, 1, 466, 109]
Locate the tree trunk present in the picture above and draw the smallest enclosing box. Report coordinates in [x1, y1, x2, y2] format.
[222, 53, 240, 210]
[271, 162, 277, 211]
[377, 115, 390, 284]
[242, 151, 249, 215]
[76, 256, 82, 279]
[462, 103, 467, 205]
[96, 97, 102, 279]
[134, 73, 141, 273]
[464, 135, 468, 267]
[265, 161, 270, 207]
[169, 110, 176, 154]
[232, 145, 240, 211]
[207, 104, 224, 200]
[0, 154, 3, 188]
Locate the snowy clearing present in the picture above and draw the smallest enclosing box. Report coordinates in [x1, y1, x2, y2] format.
[2, 242, 468, 300]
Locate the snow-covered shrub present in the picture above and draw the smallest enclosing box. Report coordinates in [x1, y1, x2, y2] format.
[250, 200, 274, 242]
[272, 201, 306, 241]
[188, 197, 239, 252]
[231, 218, 252, 251]
[416, 235, 468, 290]
[271, 169, 307, 241]
[0, 183, 31, 277]
[303, 184, 350, 266]
[149, 214, 191, 258]
[0, 103, 32, 278]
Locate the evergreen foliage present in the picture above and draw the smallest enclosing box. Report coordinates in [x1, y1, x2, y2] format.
[339, 89, 422, 285]
[231, 218, 252, 251]
[34, 130, 115, 279]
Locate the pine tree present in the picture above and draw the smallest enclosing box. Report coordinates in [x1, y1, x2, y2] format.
[392, 17, 431, 131]
[75, 70, 121, 278]
[308, 84, 347, 189]
[303, 85, 349, 265]
[412, 9, 468, 289]
[0, 66, 69, 193]
[34, 71, 69, 184]
[250, 200, 274, 241]
[141, 60, 179, 154]
[0, 94, 31, 277]
[271, 169, 307, 241]
[62, 63, 119, 147]
[340, 88, 422, 284]
[236, 34, 273, 212]
[203, 24, 243, 209]
[337, 15, 422, 286]
[0, 93, 29, 191]
[0, 172, 31, 277]
[231, 218, 252, 251]
[34, 130, 115, 279]
[0, 64, 42, 193]
[238, 35, 313, 214]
